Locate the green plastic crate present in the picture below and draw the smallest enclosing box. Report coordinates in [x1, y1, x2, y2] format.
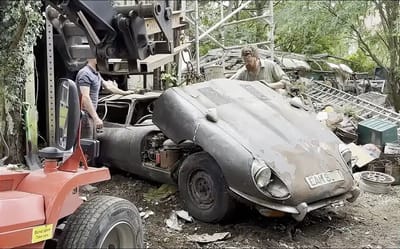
[357, 118, 398, 146]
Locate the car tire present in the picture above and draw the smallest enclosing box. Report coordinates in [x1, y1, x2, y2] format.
[178, 151, 236, 223]
[57, 195, 143, 249]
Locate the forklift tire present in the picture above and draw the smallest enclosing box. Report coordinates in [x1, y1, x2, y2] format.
[57, 195, 143, 249]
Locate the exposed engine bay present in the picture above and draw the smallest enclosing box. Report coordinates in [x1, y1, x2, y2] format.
[142, 132, 200, 171]
[96, 93, 199, 184]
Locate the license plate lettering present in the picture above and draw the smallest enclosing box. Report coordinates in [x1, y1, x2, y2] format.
[306, 170, 344, 188]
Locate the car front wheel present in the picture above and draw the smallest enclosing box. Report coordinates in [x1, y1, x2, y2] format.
[178, 152, 236, 223]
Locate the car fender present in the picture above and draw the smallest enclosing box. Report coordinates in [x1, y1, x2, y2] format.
[153, 87, 260, 197]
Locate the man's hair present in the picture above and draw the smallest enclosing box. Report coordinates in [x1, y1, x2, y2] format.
[241, 45, 259, 58]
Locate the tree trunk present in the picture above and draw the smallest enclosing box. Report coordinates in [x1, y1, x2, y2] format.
[382, 0, 400, 111]
[255, 0, 268, 42]
[388, 72, 400, 111]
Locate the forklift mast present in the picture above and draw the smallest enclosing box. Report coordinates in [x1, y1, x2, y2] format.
[45, 0, 185, 73]
[39, 0, 187, 146]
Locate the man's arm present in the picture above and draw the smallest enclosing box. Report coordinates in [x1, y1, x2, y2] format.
[230, 67, 246, 80]
[265, 81, 285, 90]
[102, 79, 135, 95]
[269, 63, 291, 90]
[80, 86, 103, 129]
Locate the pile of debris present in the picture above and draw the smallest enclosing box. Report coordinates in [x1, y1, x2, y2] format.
[198, 47, 385, 95]
[308, 87, 400, 193]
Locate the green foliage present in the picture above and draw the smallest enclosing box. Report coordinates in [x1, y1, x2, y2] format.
[321, 1, 400, 110]
[161, 72, 177, 88]
[191, 1, 400, 102]
[199, 41, 216, 56]
[344, 49, 376, 73]
[186, 1, 273, 50]
[0, 0, 44, 162]
[274, 1, 346, 55]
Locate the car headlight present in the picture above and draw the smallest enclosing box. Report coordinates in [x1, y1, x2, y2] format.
[266, 176, 290, 199]
[252, 158, 271, 188]
[252, 158, 290, 200]
[339, 143, 352, 168]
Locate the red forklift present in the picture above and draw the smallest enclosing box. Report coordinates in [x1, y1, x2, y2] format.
[0, 78, 143, 248]
[0, 0, 186, 247]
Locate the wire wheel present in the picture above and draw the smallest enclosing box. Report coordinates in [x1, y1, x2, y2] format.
[360, 171, 395, 184]
[359, 171, 395, 194]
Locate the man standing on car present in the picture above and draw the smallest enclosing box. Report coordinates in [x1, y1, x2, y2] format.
[232, 46, 291, 94]
[76, 58, 134, 139]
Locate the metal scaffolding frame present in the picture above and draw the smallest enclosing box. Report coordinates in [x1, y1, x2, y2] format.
[183, 0, 275, 74]
[112, 0, 275, 83]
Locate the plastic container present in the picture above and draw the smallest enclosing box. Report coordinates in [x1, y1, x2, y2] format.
[357, 118, 398, 146]
[203, 65, 224, 80]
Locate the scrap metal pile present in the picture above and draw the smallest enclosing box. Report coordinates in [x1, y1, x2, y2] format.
[198, 48, 312, 78]
[198, 47, 385, 93]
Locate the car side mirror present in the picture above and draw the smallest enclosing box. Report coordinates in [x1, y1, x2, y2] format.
[55, 78, 80, 151]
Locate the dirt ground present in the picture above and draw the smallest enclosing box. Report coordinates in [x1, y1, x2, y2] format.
[93, 169, 400, 249]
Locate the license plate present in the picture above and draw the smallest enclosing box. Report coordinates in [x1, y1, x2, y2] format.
[31, 224, 53, 243]
[305, 170, 344, 189]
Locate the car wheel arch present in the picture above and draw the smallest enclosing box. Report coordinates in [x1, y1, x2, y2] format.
[172, 138, 254, 187]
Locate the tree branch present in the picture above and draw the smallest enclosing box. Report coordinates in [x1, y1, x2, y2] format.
[373, 0, 389, 34]
[324, 2, 385, 68]
[375, 30, 390, 49]
[385, 0, 400, 58]
[351, 23, 384, 68]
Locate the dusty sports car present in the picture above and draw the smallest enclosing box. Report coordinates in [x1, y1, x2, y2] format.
[96, 79, 360, 223]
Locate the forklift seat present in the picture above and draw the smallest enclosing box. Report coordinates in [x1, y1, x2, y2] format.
[38, 146, 65, 160]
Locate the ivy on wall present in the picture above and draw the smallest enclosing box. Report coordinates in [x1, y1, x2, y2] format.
[0, 0, 44, 163]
